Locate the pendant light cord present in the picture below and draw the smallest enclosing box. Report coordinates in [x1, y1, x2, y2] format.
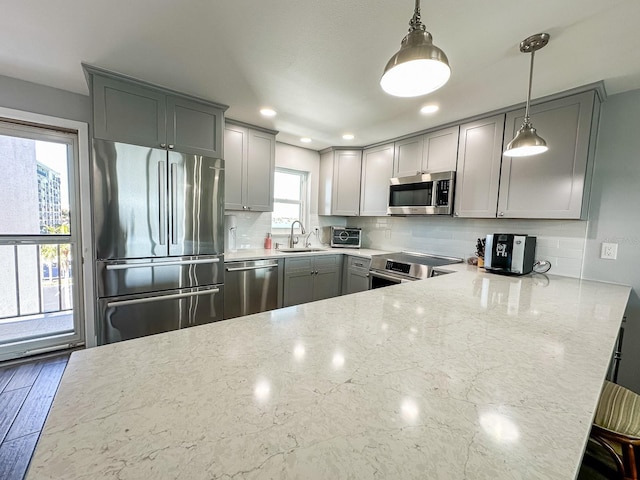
[408, 0, 426, 32]
[524, 50, 535, 124]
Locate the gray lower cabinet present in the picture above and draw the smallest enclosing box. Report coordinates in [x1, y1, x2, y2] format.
[360, 143, 394, 216]
[283, 255, 343, 307]
[224, 122, 276, 212]
[88, 67, 225, 157]
[454, 114, 506, 218]
[498, 91, 597, 219]
[342, 256, 371, 295]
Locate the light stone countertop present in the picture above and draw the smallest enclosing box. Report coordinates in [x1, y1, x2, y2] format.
[224, 247, 389, 262]
[27, 266, 630, 479]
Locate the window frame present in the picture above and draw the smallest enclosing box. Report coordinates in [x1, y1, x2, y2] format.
[271, 167, 309, 233]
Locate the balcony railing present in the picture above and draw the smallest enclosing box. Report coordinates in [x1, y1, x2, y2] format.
[0, 236, 73, 321]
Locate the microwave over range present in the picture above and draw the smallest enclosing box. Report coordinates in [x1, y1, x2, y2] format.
[387, 171, 455, 216]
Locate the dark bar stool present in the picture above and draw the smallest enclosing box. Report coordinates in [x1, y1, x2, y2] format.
[590, 381, 640, 480]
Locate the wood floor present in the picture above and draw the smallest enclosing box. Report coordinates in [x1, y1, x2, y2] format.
[0, 352, 623, 479]
[0, 354, 68, 480]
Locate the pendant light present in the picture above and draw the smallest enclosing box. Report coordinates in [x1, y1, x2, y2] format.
[504, 33, 550, 157]
[380, 0, 450, 97]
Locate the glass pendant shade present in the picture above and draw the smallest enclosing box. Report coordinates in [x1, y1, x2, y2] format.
[380, 29, 451, 97]
[504, 122, 548, 157]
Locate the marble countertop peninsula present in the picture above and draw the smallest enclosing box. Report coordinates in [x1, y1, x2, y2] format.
[27, 266, 630, 479]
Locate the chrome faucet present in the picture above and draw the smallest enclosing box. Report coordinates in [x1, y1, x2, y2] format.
[289, 220, 306, 248]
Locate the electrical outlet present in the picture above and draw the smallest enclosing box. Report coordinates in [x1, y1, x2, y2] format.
[601, 242, 618, 260]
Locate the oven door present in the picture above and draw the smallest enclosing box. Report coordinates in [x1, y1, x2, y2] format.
[368, 270, 415, 289]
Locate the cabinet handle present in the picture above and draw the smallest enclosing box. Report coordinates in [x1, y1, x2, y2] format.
[310, 271, 314, 275]
[168, 144, 175, 150]
[498, 212, 505, 217]
[315, 270, 319, 275]
[454, 212, 459, 217]
[160, 143, 167, 149]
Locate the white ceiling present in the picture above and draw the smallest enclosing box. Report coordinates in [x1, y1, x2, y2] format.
[2, 0, 640, 150]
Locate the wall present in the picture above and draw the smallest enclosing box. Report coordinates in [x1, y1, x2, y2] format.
[582, 88, 640, 393]
[224, 142, 346, 251]
[0, 74, 90, 123]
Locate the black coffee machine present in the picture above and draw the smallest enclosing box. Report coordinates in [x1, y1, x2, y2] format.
[484, 234, 536, 275]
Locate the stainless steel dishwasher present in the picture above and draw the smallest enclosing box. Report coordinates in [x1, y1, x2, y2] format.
[224, 259, 282, 319]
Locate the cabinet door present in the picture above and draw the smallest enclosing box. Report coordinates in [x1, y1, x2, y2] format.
[283, 257, 315, 307]
[498, 91, 595, 219]
[393, 136, 423, 177]
[313, 255, 342, 301]
[360, 144, 394, 216]
[223, 125, 247, 210]
[344, 256, 371, 295]
[166, 96, 223, 158]
[332, 151, 362, 216]
[245, 129, 275, 211]
[454, 114, 505, 218]
[92, 75, 166, 148]
[422, 126, 459, 172]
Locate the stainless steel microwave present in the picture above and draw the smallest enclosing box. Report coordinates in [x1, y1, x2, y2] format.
[387, 171, 455, 215]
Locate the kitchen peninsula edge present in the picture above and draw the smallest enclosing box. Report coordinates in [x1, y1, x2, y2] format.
[26, 265, 630, 479]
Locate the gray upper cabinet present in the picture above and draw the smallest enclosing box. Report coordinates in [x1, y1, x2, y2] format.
[454, 114, 506, 218]
[422, 126, 459, 172]
[393, 136, 423, 177]
[498, 91, 597, 219]
[92, 75, 166, 148]
[319, 149, 362, 216]
[166, 96, 223, 158]
[87, 66, 226, 158]
[360, 143, 394, 216]
[393, 126, 459, 178]
[224, 122, 276, 212]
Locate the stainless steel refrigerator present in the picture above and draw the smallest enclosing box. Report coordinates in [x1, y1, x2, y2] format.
[92, 140, 225, 345]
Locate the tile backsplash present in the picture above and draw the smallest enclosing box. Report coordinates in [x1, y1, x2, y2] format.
[224, 212, 588, 278]
[347, 216, 588, 278]
[224, 211, 346, 250]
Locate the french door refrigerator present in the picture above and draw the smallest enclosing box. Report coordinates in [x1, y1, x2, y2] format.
[92, 140, 224, 345]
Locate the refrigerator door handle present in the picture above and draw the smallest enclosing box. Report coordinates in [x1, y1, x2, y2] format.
[106, 288, 220, 308]
[170, 162, 178, 245]
[106, 258, 220, 270]
[158, 161, 166, 246]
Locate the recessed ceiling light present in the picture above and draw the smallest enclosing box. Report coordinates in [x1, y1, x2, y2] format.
[300, 137, 312, 143]
[342, 133, 355, 140]
[260, 108, 277, 117]
[420, 104, 439, 114]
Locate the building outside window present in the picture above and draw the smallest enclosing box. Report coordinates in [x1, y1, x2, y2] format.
[272, 168, 308, 231]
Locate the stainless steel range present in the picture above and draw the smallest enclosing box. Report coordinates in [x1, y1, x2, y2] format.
[369, 252, 462, 289]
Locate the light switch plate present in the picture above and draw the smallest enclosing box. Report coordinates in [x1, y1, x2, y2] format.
[601, 242, 618, 260]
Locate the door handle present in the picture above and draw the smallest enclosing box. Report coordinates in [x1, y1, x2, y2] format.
[170, 163, 178, 245]
[107, 288, 220, 308]
[106, 258, 220, 270]
[158, 161, 166, 245]
[226, 264, 278, 272]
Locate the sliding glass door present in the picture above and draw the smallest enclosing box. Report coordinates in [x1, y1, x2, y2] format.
[0, 120, 84, 361]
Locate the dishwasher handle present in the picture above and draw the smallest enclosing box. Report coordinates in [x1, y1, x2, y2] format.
[226, 263, 278, 272]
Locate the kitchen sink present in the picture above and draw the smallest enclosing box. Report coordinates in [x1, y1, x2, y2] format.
[276, 248, 328, 253]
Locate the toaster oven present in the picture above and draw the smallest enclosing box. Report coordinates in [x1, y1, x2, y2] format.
[330, 227, 361, 248]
